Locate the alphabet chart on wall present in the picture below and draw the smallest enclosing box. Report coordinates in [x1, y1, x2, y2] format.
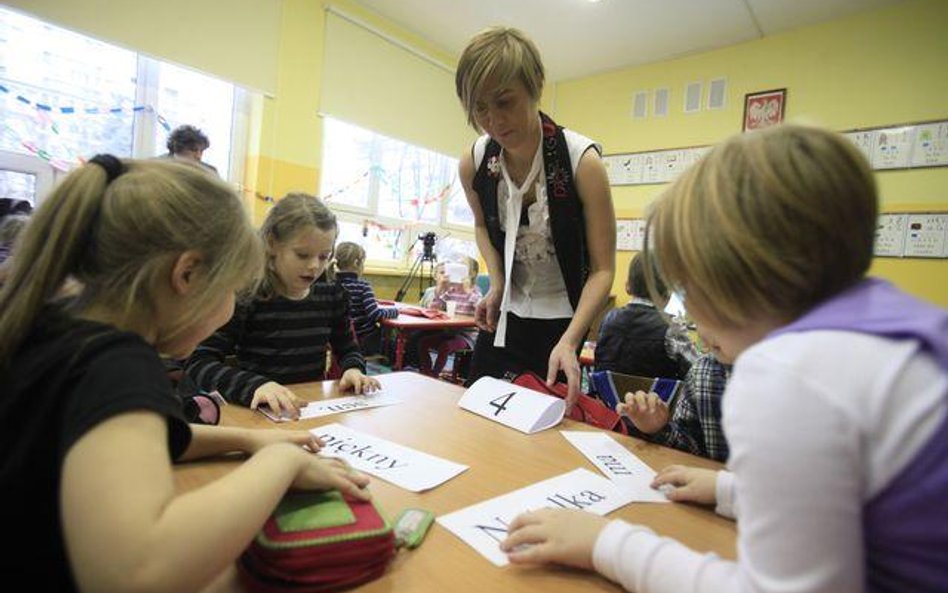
[604, 119, 948, 187]
[874, 212, 948, 258]
[616, 218, 646, 251]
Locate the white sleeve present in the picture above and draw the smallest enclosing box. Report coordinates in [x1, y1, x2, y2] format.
[592, 520, 740, 593]
[721, 350, 865, 593]
[714, 470, 737, 519]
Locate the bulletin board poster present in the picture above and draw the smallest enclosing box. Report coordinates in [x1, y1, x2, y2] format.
[910, 122, 948, 167]
[873, 213, 908, 257]
[616, 219, 646, 251]
[843, 130, 877, 165]
[872, 126, 915, 169]
[903, 213, 948, 258]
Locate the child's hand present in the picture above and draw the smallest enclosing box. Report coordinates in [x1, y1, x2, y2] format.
[288, 449, 371, 500]
[500, 508, 610, 569]
[339, 369, 380, 394]
[251, 382, 305, 419]
[651, 465, 719, 505]
[616, 391, 669, 434]
[475, 287, 502, 332]
[244, 429, 324, 455]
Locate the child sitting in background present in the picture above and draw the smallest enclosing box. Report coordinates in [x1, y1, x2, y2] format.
[618, 326, 731, 462]
[186, 193, 379, 419]
[595, 252, 695, 380]
[335, 241, 398, 355]
[500, 124, 948, 592]
[419, 261, 446, 308]
[0, 157, 369, 592]
[418, 257, 482, 377]
[430, 257, 482, 317]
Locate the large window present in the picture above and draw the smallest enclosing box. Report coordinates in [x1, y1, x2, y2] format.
[320, 117, 476, 269]
[0, 7, 246, 189]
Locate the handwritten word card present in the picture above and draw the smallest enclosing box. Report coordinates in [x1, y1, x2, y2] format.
[561, 431, 668, 503]
[258, 392, 402, 422]
[312, 423, 468, 492]
[458, 376, 565, 434]
[438, 468, 633, 566]
[301, 393, 402, 419]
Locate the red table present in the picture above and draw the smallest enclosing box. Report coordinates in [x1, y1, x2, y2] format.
[379, 305, 478, 369]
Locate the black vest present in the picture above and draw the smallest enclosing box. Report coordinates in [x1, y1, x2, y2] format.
[471, 112, 591, 310]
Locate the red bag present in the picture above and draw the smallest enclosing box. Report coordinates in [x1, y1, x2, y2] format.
[511, 370, 629, 435]
[239, 490, 395, 592]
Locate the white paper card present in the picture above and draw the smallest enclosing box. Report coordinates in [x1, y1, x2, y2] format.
[299, 393, 402, 419]
[560, 431, 669, 503]
[438, 468, 634, 566]
[311, 423, 468, 492]
[257, 392, 400, 422]
[458, 376, 565, 434]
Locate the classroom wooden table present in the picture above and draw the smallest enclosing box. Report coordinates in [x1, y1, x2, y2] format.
[379, 307, 477, 369]
[174, 372, 735, 593]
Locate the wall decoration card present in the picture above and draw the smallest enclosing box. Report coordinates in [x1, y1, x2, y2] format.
[873, 213, 908, 257]
[872, 126, 915, 169]
[910, 122, 948, 167]
[603, 155, 627, 186]
[682, 146, 711, 169]
[621, 154, 646, 184]
[659, 149, 686, 182]
[843, 130, 877, 165]
[616, 219, 646, 251]
[903, 213, 948, 258]
[641, 153, 663, 184]
[616, 219, 635, 251]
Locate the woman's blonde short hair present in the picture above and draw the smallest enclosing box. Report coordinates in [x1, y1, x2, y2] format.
[455, 26, 545, 129]
[645, 124, 878, 328]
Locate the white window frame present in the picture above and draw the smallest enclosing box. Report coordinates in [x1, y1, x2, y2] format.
[0, 150, 57, 207]
[319, 116, 476, 271]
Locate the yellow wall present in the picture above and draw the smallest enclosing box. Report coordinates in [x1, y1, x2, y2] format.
[553, 0, 948, 307]
[244, 0, 467, 224]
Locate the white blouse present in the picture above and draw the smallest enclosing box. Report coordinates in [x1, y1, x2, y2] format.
[473, 126, 600, 322]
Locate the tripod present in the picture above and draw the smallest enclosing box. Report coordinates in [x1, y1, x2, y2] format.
[395, 251, 436, 302]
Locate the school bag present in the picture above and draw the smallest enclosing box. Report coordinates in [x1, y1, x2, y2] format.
[238, 490, 396, 593]
[509, 370, 629, 435]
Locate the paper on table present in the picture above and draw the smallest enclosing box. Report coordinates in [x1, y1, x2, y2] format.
[257, 391, 400, 422]
[458, 376, 564, 434]
[437, 468, 634, 566]
[311, 423, 468, 492]
[300, 392, 402, 419]
[560, 431, 668, 503]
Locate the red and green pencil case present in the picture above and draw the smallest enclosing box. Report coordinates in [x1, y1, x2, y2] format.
[239, 490, 396, 593]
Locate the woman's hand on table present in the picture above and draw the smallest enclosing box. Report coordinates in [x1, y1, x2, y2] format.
[340, 369, 381, 394]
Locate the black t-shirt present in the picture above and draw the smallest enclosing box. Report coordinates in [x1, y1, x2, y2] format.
[0, 310, 191, 591]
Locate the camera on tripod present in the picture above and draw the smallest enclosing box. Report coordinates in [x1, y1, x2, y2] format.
[418, 232, 437, 261]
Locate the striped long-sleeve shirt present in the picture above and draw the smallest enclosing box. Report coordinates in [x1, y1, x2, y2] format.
[185, 282, 365, 406]
[335, 272, 398, 338]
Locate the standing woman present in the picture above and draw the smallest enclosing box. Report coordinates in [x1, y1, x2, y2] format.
[456, 26, 616, 405]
